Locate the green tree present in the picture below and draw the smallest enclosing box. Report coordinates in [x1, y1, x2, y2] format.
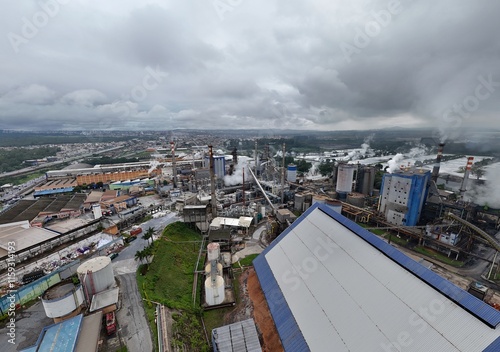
[318, 159, 335, 176]
[142, 227, 155, 245]
[296, 159, 312, 174]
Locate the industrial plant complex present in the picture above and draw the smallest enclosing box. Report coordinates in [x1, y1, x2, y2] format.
[1, 131, 500, 352]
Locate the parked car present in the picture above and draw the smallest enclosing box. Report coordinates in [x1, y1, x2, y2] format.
[108, 253, 119, 260]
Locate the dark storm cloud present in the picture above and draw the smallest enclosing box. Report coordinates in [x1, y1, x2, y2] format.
[0, 0, 499, 136]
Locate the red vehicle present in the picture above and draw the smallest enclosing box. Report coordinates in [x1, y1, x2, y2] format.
[105, 312, 116, 335]
[130, 226, 142, 236]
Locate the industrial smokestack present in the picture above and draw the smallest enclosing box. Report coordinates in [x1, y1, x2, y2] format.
[208, 145, 217, 219]
[232, 147, 238, 165]
[459, 157, 474, 198]
[431, 143, 445, 183]
[170, 141, 177, 188]
[281, 143, 286, 203]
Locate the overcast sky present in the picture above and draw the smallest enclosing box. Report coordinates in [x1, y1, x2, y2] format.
[1, 0, 500, 137]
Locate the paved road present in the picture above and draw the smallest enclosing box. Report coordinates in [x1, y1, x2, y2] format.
[113, 212, 180, 352]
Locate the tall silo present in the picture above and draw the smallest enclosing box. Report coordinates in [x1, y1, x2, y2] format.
[336, 164, 357, 199]
[287, 164, 297, 183]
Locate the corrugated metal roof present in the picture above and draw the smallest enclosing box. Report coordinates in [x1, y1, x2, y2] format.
[212, 318, 262, 352]
[20, 314, 83, 352]
[254, 203, 500, 352]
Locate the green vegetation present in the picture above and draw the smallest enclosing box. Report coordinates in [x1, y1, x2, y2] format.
[232, 253, 259, 268]
[0, 169, 50, 185]
[137, 222, 208, 351]
[0, 147, 59, 173]
[413, 246, 464, 267]
[318, 158, 335, 176]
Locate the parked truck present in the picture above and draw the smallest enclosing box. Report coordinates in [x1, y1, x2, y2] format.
[105, 312, 116, 335]
[130, 225, 142, 236]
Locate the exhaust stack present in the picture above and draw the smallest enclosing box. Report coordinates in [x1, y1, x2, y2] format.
[208, 145, 217, 219]
[431, 143, 445, 183]
[459, 157, 474, 198]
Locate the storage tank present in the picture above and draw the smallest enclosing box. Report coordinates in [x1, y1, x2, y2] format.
[205, 242, 225, 306]
[336, 164, 357, 195]
[347, 192, 365, 208]
[42, 280, 85, 323]
[357, 166, 375, 196]
[77, 256, 114, 299]
[326, 200, 342, 214]
[287, 164, 297, 183]
[92, 204, 102, 219]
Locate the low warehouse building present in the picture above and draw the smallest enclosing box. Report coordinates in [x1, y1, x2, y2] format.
[253, 203, 500, 351]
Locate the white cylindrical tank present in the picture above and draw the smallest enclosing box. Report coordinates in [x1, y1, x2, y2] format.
[205, 276, 225, 306]
[205, 262, 223, 276]
[207, 243, 220, 261]
[326, 200, 342, 214]
[42, 282, 85, 320]
[92, 204, 102, 219]
[261, 206, 266, 218]
[287, 164, 297, 183]
[336, 164, 357, 193]
[77, 256, 114, 297]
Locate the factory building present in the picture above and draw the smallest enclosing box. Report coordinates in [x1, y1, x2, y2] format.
[253, 203, 500, 351]
[378, 169, 431, 226]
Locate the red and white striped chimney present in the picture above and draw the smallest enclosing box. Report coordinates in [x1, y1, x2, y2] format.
[459, 156, 474, 196]
[431, 143, 445, 182]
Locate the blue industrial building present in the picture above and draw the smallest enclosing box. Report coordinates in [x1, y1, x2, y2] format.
[378, 169, 431, 226]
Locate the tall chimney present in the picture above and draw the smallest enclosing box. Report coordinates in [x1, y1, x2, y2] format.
[431, 143, 445, 183]
[242, 167, 245, 206]
[208, 145, 217, 219]
[281, 143, 286, 203]
[170, 141, 177, 188]
[254, 140, 258, 173]
[459, 157, 474, 198]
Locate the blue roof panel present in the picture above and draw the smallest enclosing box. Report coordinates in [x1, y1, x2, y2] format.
[253, 253, 309, 352]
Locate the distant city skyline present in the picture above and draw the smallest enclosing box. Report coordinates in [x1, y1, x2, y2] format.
[1, 1, 500, 137]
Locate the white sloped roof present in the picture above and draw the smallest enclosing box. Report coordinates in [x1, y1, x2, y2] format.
[254, 204, 500, 352]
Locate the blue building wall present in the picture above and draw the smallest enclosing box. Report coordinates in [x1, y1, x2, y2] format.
[379, 170, 431, 226]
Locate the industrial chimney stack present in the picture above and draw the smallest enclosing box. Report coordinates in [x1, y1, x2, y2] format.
[208, 145, 217, 219]
[459, 157, 474, 198]
[431, 143, 445, 183]
[170, 141, 177, 188]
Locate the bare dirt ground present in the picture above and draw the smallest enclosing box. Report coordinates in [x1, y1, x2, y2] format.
[225, 267, 283, 352]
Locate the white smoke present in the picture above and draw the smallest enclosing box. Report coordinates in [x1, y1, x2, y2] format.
[223, 158, 249, 186]
[387, 153, 404, 173]
[407, 145, 429, 158]
[469, 164, 500, 208]
[345, 135, 375, 161]
[148, 160, 159, 174]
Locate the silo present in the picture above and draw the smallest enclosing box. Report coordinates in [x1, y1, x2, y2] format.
[92, 204, 102, 219]
[358, 166, 375, 196]
[326, 200, 342, 214]
[205, 243, 225, 306]
[347, 192, 365, 208]
[77, 256, 114, 300]
[287, 164, 297, 183]
[336, 164, 357, 197]
[42, 280, 85, 323]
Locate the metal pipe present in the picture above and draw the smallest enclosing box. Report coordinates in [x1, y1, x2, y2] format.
[247, 166, 276, 214]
